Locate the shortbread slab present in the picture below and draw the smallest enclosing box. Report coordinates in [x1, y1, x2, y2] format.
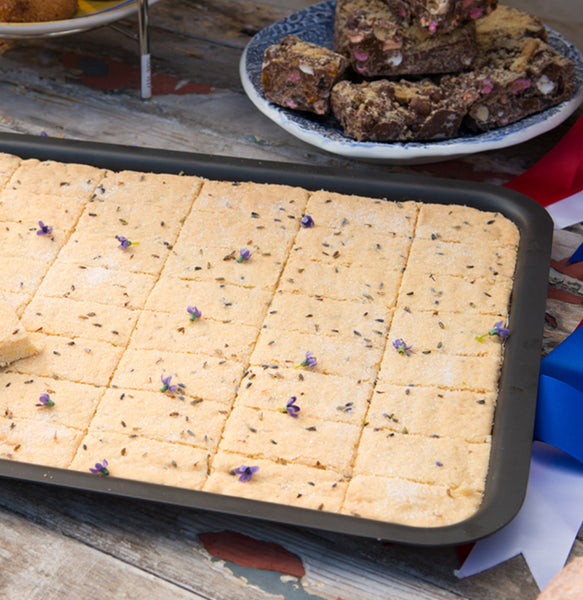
[250, 328, 383, 381]
[0, 152, 21, 188]
[263, 291, 391, 346]
[0, 221, 66, 264]
[1, 258, 49, 296]
[70, 430, 209, 490]
[342, 474, 482, 526]
[0, 299, 39, 367]
[355, 429, 491, 490]
[305, 191, 419, 237]
[0, 416, 84, 468]
[204, 451, 348, 512]
[21, 296, 139, 346]
[193, 180, 308, 219]
[279, 255, 402, 307]
[397, 272, 513, 315]
[218, 405, 360, 474]
[112, 348, 244, 405]
[0, 372, 103, 430]
[10, 333, 122, 386]
[389, 307, 506, 357]
[416, 204, 520, 246]
[367, 384, 496, 442]
[235, 366, 373, 425]
[145, 276, 271, 328]
[130, 310, 259, 361]
[90, 388, 228, 452]
[377, 350, 502, 392]
[36, 263, 156, 310]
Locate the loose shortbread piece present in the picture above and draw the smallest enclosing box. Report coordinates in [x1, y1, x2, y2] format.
[56, 230, 172, 275]
[367, 384, 496, 442]
[263, 291, 391, 347]
[21, 296, 139, 347]
[250, 328, 383, 381]
[0, 221, 66, 264]
[291, 225, 412, 269]
[235, 366, 373, 425]
[193, 180, 308, 220]
[163, 244, 287, 291]
[37, 263, 156, 310]
[0, 152, 21, 188]
[91, 170, 202, 214]
[342, 474, 482, 526]
[389, 307, 506, 357]
[355, 429, 491, 490]
[218, 405, 360, 474]
[397, 271, 513, 315]
[0, 299, 39, 367]
[70, 430, 209, 490]
[0, 291, 31, 317]
[406, 238, 517, 278]
[377, 349, 502, 392]
[7, 159, 105, 197]
[90, 388, 228, 452]
[0, 372, 103, 430]
[204, 451, 348, 512]
[145, 276, 272, 328]
[305, 191, 419, 237]
[10, 333, 122, 386]
[279, 255, 402, 307]
[111, 348, 245, 406]
[130, 310, 259, 361]
[0, 190, 87, 232]
[0, 416, 84, 468]
[416, 204, 520, 246]
[1, 258, 49, 296]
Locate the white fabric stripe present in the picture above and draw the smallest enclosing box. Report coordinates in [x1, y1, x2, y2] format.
[546, 189, 583, 229]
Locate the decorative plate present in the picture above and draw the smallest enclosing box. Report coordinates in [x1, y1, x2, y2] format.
[240, 0, 583, 164]
[0, 0, 159, 39]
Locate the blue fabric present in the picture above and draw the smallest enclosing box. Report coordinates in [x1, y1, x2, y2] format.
[535, 326, 583, 463]
[567, 242, 583, 264]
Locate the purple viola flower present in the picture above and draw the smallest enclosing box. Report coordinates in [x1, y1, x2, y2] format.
[187, 305, 201, 322]
[37, 221, 53, 236]
[36, 393, 55, 407]
[300, 214, 315, 228]
[393, 339, 412, 356]
[236, 248, 251, 263]
[234, 465, 259, 482]
[476, 321, 510, 342]
[296, 350, 317, 369]
[115, 235, 138, 250]
[89, 459, 109, 476]
[282, 396, 300, 417]
[160, 374, 178, 394]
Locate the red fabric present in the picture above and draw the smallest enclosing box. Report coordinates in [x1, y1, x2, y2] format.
[504, 115, 583, 207]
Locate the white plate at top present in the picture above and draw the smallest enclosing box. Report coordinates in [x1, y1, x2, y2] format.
[0, 0, 159, 39]
[240, 0, 583, 164]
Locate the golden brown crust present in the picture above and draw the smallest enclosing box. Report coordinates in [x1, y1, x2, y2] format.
[0, 0, 78, 23]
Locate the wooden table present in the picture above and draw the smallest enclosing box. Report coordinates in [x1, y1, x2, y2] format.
[0, 1, 581, 598]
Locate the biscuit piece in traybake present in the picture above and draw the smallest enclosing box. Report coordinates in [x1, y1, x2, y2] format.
[0, 298, 39, 367]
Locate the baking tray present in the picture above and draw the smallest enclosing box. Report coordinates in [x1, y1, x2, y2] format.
[0, 133, 553, 546]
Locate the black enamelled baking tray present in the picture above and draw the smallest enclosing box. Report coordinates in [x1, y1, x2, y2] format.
[0, 133, 553, 546]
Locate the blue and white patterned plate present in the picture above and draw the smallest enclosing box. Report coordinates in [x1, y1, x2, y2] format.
[240, 0, 583, 164]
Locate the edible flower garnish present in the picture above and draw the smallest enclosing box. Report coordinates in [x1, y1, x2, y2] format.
[236, 248, 251, 263]
[187, 305, 201, 322]
[115, 235, 138, 250]
[36, 393, 55, 407]
[296, 350, 317, 369]
[279, 396, 300, 417]
[476, 321, 509, 341]
[89, 459, 109, 476]
[300, 214, 315, 228]
[234, 465, 259, 482]
[160, 374, 178, 394]
[37, 221, 53, 236]
[393, 339, 412, 356]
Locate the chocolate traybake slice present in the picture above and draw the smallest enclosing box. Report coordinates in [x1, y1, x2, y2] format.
[333, 0, 476, 77]
[261, 34, 349, 115]
[330, 78, 467, 142]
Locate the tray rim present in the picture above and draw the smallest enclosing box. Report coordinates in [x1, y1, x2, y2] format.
[0, 133, 553, 546]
